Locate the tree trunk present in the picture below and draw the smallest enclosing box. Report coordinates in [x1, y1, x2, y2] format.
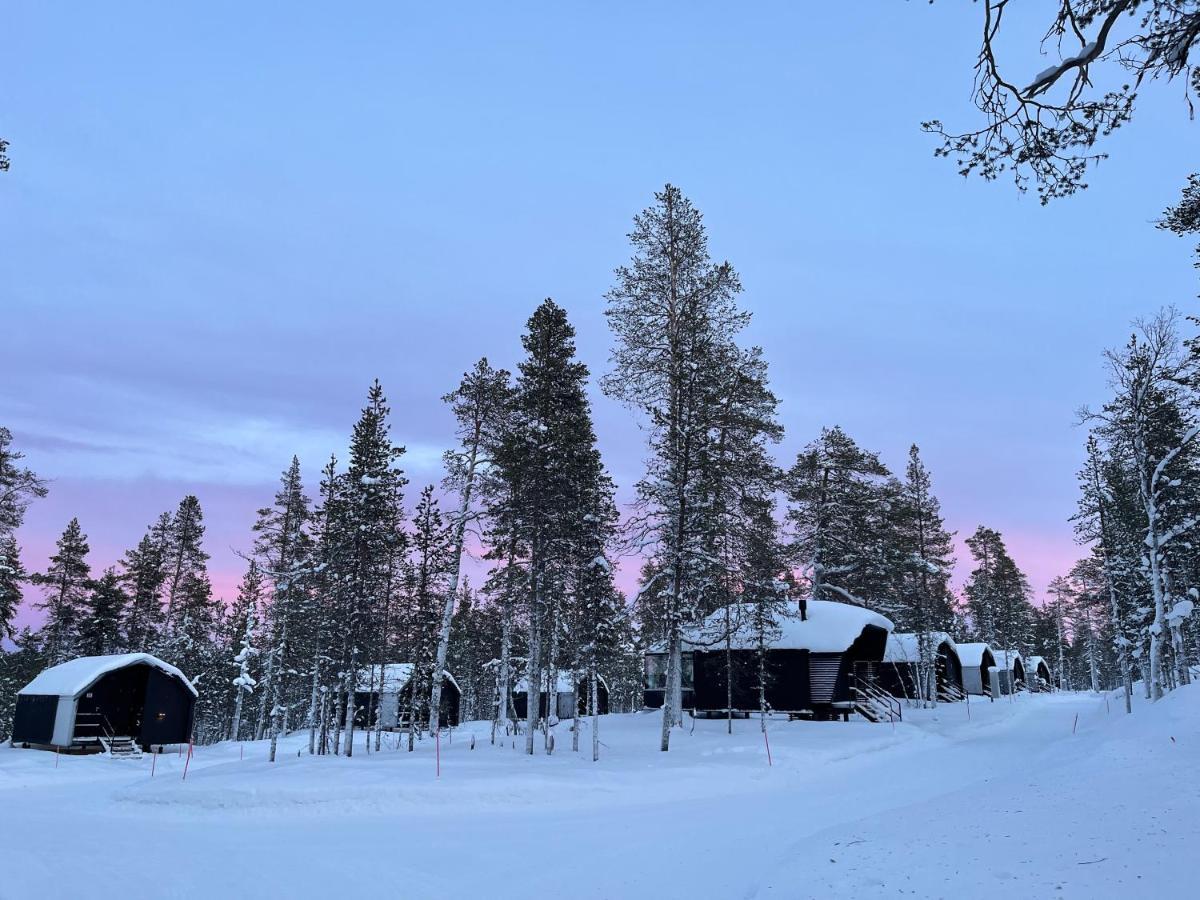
[590, 669, 599, 763]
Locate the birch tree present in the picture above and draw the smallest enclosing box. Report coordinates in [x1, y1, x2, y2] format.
[429, 359, 511, 737]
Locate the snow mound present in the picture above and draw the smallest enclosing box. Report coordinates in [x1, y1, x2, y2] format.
[18, 653, 196, 698]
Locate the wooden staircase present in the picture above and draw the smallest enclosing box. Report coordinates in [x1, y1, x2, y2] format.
[852, 679, 902, 724]
[938, 682, 967, 703]
[99, 736, 143, 759]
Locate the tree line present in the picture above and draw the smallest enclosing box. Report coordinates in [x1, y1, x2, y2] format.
[3, 185, 1189, 754]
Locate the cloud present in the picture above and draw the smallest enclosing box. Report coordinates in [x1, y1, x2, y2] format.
[7, 383, 446, 487]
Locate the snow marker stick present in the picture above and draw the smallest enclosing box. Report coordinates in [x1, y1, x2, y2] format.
[1073, 713, 1079, 734]
[436, 728, 441, 778]
[151, 749, 156, 777]
[55, 747, 59, 769]
[240, 743, 244, 761]
[182, 738, 193, 781]
[763, 729, 772, 766]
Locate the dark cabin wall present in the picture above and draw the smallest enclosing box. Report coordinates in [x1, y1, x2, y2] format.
[11, 695, 57, 745]
[139, 667, 196, 746]
[75, 664, 150, 740]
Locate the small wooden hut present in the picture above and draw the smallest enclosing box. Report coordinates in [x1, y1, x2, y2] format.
[879, 632, 965, 701]
[11, 653, 196, 753]
[955, 643, 998, 697]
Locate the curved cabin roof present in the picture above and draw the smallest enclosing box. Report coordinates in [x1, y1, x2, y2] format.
[664, 600, 893, 655]
[357, 663, 460, 694]
[992, 650, 1023, 672]
[883, 632, 959, 664]
[1026, 655, 1051, 678]
[955, 642, 995, 668]
[18, 653, 196, 699]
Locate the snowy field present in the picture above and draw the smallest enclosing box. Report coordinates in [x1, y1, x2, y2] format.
[2, 688, 1196, 900]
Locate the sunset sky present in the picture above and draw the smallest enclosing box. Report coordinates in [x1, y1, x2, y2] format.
[4, 2, 1198, 627]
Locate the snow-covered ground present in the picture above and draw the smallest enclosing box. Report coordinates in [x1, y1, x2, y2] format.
[2, 687, 1196, 899]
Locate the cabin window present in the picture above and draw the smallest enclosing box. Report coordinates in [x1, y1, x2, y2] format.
[644, 653, 695, 689]
[156, 712, 166, 721]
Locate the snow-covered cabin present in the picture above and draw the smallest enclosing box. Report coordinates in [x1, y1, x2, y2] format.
[955, 643, 998, 696]
[878, 632, 965, 701]
[10, 653, 196, 752]
[991, 650, 1026, 695]
[643, 600, 893, 720]
[1026, 656, 1052, 691]
[354, 664, 461, 730]
[512, 672, 610, 720]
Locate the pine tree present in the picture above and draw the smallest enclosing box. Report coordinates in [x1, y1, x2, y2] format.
[33, 518, 92, 665]
[1081, 310, 1200, 699]
[252, 456, 314, 762]
[963, 526, 1035, 689]
[337, 381, 406, 757]
[890, 445, 956, 705]
[120, 529, 167, 652]
[161, 496, 210, 632]
[493, 299, 608, 754]
[0, 535, 29, 641]
[226, 561, 263, 742]
[786, 427, 891, 611]
[603, 185, 749, 751]
[404, 485, 453, 747]
[0, 427, 47, 636]
[77, 568, 127, 657]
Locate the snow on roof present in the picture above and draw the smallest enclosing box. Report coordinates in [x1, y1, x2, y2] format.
[666, 600, 893, 655]
[357, 663, 460, 694]
[883, 632, 958, 663]
[955, 643, 994, 667]
[512, 671, 610, 694]
[991, 650, 1023, 671]
[18, 653, 196, 698]
[1026, 655, 1050, 674]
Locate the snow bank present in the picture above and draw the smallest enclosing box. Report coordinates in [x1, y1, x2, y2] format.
[18, 653, 197, 698]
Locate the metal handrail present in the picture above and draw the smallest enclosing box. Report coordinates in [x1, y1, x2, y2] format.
[853, 678, 902, 723]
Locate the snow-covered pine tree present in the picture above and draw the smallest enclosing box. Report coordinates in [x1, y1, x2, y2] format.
[252, 456, 314, 762]
[492, 299, 604, 754]
[0, 535, 29, 641]
[223, 560, 263, 742]
[963, 526, 1035, 690]
[1073, 433, 1136, 711]
[430, 358, 512, 738]
[739, 494, 789, 731]
[338, 381, 406, 757]
[119, 528, 167, 652]
[0, 427, 47, 637]
[0, 628, 45, 742]
[77, 568, 127, 657]
[405, 485, 453, 748]
[786, 427, 891, 612]
[32, 518, 92, 665]
[1082, 310, 1200, 699]
[161, 496, 209, 633]
[603, 185, 749, 752]
[890, 445, 956, 706]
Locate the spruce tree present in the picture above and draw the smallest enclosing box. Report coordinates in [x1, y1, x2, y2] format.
[786, 427, 891, 611]
[78, 568, 128, 656]
[252, 456, 314, 761]
[120, 530, 167, 652]
[963, 526, 1035, 685]
[33, 518, 92, 665]
[0, 427, 47, 637]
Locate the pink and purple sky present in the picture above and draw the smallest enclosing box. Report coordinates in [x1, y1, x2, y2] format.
[4, 2, 1197, 627]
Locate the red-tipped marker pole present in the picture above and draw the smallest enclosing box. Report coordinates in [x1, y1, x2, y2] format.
[763, 728, 772, 767]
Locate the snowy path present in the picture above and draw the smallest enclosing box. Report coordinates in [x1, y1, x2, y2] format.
[1, 688, 1194, 899]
